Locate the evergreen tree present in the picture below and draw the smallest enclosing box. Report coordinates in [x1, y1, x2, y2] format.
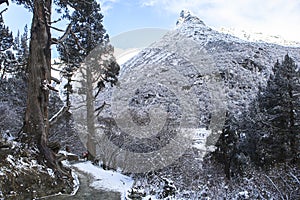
[12, 25, 29, 75]
[213, 113, 240, 179]
[20, 25, 29, 57]
[1, 0, 118, 195]
[10, 0, 117, 175]
[57, 0, 119, 160]
[57, 0, 108, 68]
[0, 11, 14, 79]
[13, 30, 20, 51]
[19, 25, 29, 63]
[11, 0, 59, 173]
[254, 55, 300, 165]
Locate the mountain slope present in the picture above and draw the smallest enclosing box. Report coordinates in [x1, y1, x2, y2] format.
[95, 10, 300, 172]
[122, 10, 300, 121]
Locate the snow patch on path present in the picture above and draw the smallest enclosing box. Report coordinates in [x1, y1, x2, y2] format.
[73, 161, 134, 199]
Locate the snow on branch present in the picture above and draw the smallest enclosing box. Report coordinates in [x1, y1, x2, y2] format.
[0, 0, 8, 6]
[51, 76, 61, 84]
[264, 175, 284, 200]
[0, 8, 8, 16]
[289, 172, 300, 185]
[51, 66, 63, 72]
[49, 105, 70, 127]
[41, 80, 58, 92]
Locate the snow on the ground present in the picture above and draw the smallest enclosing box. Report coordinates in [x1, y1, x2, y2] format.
[115, 48, 141, 65]
[191, 128, 217, 152]
[71, 170, 80, 195]
[191, 128, 210, 150]
[73, 161, 134, 199]
[58, 150, 78, 157]
[61, 160, 80, 196]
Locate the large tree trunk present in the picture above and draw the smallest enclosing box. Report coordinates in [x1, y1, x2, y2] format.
[86, 66, 96, 160]
[23, 0, 55, 166]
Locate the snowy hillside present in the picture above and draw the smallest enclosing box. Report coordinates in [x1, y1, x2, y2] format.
[106, 10, 300, 199]
[219, 27, 300, 47]
[93, 9, 300, 197]
[121, 9, 300, 119]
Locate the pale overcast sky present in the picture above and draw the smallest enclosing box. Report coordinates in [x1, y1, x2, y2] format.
[1, 0, 299, 41]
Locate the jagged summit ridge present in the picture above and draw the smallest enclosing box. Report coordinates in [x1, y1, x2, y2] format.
[175, 10, 299, 47]
[176, 10, 206, 27]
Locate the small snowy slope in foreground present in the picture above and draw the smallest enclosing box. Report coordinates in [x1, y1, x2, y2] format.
[73, 161, 134, 199]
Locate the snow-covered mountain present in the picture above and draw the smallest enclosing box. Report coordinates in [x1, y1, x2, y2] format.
[218, 27, 300, 47]
[98, 10, 300, 174]
[121, 9, 300, 122]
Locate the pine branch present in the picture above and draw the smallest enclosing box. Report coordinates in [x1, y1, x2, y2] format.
[50, 25, 65, 32]
[50, 18, 61, 24]
[70, 30, 86, 51]
[51, 23, 72, 45]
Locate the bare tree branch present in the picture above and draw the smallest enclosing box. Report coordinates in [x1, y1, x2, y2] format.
[50, 18, 61, 24]
[51, 76, 61, 84]
[47, 84, 59, 92]
[49, 105, 70, 127]
[95, 102, 110, 117]
[51, 66, 63, 72]
[71, 104, 87, 111]
[51, 23, 72, 45]
[289, 172, 300, 185]
[0, 8, 8, 16]
[264, 175, 285, 200]
[50, 25, 65, 32]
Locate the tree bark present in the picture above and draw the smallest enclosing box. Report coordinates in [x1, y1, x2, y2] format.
[23, 0, 55, 166]
[86, 65, 96, 160]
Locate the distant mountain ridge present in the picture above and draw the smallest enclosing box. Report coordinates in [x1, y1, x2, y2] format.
[177, 10, 300, 47]
[218, 27, 300, 47]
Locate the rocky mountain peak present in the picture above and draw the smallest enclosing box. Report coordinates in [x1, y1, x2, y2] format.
[176, 10, 206, 27]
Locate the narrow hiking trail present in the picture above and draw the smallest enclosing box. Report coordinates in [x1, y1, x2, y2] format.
[44, 167, 121, 200]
